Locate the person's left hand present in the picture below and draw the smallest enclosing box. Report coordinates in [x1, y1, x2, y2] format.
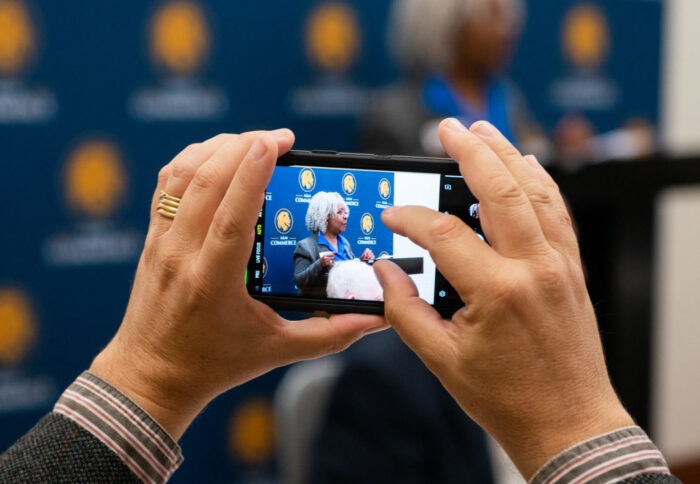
[90, 130, 387, 440]
[360, 248, 375, 261]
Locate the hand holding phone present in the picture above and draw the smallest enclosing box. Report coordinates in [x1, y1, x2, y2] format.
[375, 119, 634, 480]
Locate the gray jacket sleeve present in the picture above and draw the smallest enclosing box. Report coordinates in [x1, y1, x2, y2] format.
[294, 239, 324, 289]
[0, 412, 141, 483]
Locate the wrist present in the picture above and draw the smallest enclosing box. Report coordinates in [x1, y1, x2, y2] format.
[500, 399, 635, 480]
[90, 337, 209, 441]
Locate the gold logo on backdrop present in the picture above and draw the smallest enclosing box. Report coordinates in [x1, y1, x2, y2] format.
[378, 178, 391, 200]
[150, 0, 210, 76]
[275, 208, 293, 235]
[298, 168, 316, 192]
[262, 257, 268, 279]
[563, 3, 609, 69]
[0, 0, 35, 76]
[361, 213, 374, 235]
[229, 398, 275, 466]
[342, 172, 356, 196]
[306, 2, 360, 74]
[65, 140, 126, 219]
[0, 288, 36, 367]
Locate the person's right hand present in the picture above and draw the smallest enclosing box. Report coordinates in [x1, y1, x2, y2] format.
[320, 251, 336, 267]
[374, 119, 634, 480]
[90, 130, 386, 441]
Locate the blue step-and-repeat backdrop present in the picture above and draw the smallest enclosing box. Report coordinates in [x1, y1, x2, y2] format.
[0, 0, 662, 481]
[264, 166, 394, 296]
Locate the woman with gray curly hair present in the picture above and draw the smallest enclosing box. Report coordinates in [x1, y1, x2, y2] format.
[364, 0, 549, 160]
[293, 191, 374, 297]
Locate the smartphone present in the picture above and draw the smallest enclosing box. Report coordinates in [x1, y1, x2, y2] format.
[246, 150, 485, 317]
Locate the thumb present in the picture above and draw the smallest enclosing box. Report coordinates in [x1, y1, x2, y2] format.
[283, 314, 388, 360]
[373, 260, 450, 365]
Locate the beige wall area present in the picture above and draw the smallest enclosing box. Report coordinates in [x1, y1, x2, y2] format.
[653, 186, 700, 467]
[661, 0, 700, 156]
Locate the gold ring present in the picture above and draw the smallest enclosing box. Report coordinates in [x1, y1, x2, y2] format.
[157, 191, 181, 220]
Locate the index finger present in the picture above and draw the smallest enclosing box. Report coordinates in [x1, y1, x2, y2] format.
[439, 118, 548, 258]
[381, 205, 500, 298]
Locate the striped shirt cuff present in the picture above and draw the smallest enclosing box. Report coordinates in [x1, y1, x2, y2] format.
[529, 426, 670, 484]
[53, 371, 183, 484]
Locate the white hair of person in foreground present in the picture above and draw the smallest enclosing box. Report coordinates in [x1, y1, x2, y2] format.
[388, 0, 526, 74]
[305, 191, 349, 235]
[327, 260, 384, 301]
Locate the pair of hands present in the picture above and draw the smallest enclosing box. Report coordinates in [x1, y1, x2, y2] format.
[90, 120, 632, 479]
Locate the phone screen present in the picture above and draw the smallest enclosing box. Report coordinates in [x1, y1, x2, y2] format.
[248, 160, 484, 311]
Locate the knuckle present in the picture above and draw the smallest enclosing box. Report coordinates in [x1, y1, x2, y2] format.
[158, 248, 186, 280]
[558, 210, 574, 229]
[428, 214, 466, 242]
[191, 164, 222, 191]
[157, 164, 171, 184]
[181, 143, 200, 155]
[384, 302, 402, 325]
[210, 207, 246, 243]
[170, 160, 197, 182]
[533, 257, 567, 292]
[488, 271, 525, 304]
[490, 175, 523, 204]
[325, 334, 350, 355]
[523, 184, 553, 207]
[211, 133, 237, 144]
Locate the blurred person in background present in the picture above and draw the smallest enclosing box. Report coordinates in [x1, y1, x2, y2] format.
[363, 0, 550, 161]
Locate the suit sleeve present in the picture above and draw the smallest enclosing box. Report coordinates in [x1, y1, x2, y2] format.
[529, 426, 680, 484]
[0, 372, 183, 484]
[0, 413, 141, 483]
[294, 243, 324, 289]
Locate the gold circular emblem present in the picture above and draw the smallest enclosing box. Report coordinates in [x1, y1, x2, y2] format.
[563, 3, 609, 69]
[306, 2, 360, 74]
[262, 257, 268, 278]
[275, 208, 293, 235]
[378, 178, 391, 200]
[299, 168, 316, 192]
[361, 213, 374, 235]
[342, 172, 356, 196]
[65, 140, 126, 219]
[0, 288, 36, 367]
[150, 0, 210, 75]
[0, 0, 35, 76]
[229, 398, 275, 466]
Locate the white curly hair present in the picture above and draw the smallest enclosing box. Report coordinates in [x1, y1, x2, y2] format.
[305, 191, 349, 234]
[388, 0, 526, 74]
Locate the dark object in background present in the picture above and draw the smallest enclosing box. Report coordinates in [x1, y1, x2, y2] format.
[310, 330, 494, 484]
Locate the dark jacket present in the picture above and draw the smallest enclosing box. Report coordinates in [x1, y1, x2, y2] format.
[310, 330, 495, 484]
[0, 412, 140, 483]
[293, 233, 355, 297]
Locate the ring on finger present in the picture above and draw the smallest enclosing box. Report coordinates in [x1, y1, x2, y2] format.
[157, 191, 182, 220]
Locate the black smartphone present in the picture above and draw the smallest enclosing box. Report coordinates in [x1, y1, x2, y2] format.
[246, 150, 485, 317]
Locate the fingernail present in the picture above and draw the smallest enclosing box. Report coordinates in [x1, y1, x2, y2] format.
[249, 137, 268, 162]
[471, 121, 496, 137]
[382, 206, 397, 218]
[524, 154, 543, 170]
[363, 324, 389, 336]
[271, 128, 291, 140]
[444, 118, 467, 132]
